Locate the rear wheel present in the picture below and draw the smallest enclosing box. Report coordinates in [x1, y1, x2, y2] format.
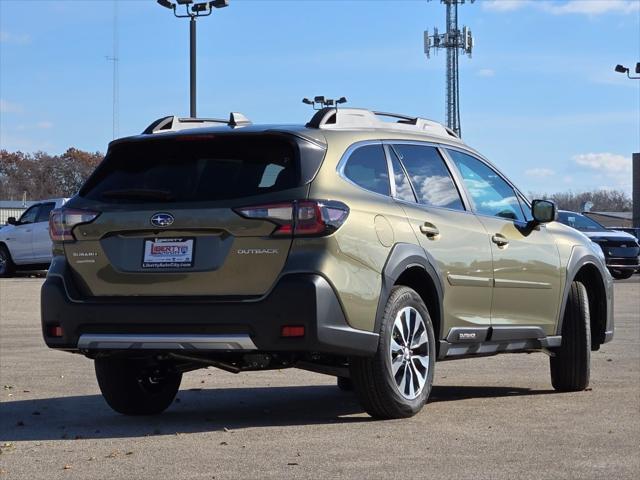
[610, 269, 633, 280]
[0, 245, 15, 278]
[550, 281, 590, 391]
[350, 286, 435, 419]
[95, 358, 182, 415]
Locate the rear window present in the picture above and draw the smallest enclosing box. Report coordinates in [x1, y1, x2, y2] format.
[343, 144, 390, 196]
[80, 135, 305, 203]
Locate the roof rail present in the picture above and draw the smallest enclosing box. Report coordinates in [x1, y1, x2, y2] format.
[306, 107, 459, 139]
[142, 112, 252, 134]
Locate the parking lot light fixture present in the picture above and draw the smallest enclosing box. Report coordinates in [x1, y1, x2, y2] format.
[614, 63, 640, 80]
[157, 0, 175, 9]
[156, 0, 230, 117]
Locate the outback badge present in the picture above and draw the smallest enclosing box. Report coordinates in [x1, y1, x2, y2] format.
[150, 212, 174, 227]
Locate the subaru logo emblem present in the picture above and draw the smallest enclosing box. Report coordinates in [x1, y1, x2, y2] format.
[150, 213, 174, 227]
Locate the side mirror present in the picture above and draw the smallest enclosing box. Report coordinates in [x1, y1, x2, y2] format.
[531, 199, 556, 224]
[7, 217, 17, 226]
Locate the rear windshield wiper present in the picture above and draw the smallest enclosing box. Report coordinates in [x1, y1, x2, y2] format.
[99, 188, 176, 201]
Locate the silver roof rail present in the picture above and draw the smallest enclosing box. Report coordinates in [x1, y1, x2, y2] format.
[307, 108, 459, 139]
[142, 112, 252, 134]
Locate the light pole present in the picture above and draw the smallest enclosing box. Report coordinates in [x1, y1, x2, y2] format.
[157, 0, 229, 118]
[615, 62, 640, 229]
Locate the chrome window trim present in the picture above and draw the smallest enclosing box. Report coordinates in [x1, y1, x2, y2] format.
[384, 144, 418, 203]
[383, 144, 398, 198]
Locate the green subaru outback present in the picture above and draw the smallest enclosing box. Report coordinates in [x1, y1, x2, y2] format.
[41, 108, 614, 418]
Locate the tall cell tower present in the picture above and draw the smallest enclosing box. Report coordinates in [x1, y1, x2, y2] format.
[424, 0, 474, 137]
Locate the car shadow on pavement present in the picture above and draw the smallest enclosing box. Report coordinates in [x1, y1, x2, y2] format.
[429, 385, 558, 403]
[0, 384, 557, 442]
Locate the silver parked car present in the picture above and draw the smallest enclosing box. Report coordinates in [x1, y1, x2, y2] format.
[0, 198, 68, 276]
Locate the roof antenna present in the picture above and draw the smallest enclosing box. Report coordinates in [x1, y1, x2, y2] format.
[302, 96, 347, 111]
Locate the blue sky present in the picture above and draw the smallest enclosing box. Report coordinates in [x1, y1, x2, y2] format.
[1, 0, 638, 195]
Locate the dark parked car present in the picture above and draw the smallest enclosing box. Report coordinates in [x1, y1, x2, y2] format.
[557, 210, 640, 279]
[613, 227, 640, 241]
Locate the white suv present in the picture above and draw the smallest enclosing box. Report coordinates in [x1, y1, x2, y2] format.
[0, 198, 68, 276]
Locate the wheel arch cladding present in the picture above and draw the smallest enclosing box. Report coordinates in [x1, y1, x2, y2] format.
[573, 263, 608, 350]
[376, 243, 444, 348]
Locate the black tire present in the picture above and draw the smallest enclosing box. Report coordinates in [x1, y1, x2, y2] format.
[337, 376, 353, 391]
[610, 269, 633, 280]
[350, 286, 435, 419]
[95, 358, 182, 415]
[0, 245, 15, 278]
[550, 281, 590, 392]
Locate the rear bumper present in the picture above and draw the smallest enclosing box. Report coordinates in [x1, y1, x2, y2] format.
[41, 269, 378, 357]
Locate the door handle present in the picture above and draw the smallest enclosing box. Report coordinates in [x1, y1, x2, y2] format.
[491, 234, 509, 247]
[420, 223, 440, 238]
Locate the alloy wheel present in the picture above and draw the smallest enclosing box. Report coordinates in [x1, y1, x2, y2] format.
[389, 306, 430, 399]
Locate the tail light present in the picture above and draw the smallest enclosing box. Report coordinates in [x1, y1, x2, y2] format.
[234, 200, 349, 237]
[49, 209, 100, 242]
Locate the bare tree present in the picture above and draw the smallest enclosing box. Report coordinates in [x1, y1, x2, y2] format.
[529, 190, 632, 212]
[0, 149, 103, 200]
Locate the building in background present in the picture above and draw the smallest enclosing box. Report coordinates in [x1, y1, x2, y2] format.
[583, 211, 633, 228]
[0, 200, 36, 225]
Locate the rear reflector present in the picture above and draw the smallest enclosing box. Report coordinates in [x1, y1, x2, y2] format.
[281, 326, 305, 338]
[47, 325, 64, 337]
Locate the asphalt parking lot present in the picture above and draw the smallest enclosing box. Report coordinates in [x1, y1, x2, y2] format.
[0, 276, 638, 479]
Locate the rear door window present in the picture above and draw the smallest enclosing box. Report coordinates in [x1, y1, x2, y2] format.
[80, 135, 309, 203]
[392, 144, 464, 210]
[342, 144, 390, 196]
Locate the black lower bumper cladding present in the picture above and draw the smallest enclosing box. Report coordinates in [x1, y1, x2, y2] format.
[41, 270, 378, 357]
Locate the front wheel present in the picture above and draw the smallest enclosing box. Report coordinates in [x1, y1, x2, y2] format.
[0, 245, 15, 278]
[550, 281, 590, 392]
[350, 286, 435, 419]
[95, 358, 182, 415]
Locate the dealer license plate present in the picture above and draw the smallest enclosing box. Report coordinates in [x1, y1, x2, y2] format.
[142, 238, 194, 269]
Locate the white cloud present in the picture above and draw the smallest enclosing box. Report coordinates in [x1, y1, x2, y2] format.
[477, 68, 495, 77]
[574, 153, 631, 173]
[482, 0, 639, 16]
[0, 99, 24, 114]
[0, 31, 31, 45]
[525, 168, 555, 178]
[574, 153, 632, 192]
[482, 1, 532, 12]
[542, 0, 640, 15]
[36, 121, 53, 129]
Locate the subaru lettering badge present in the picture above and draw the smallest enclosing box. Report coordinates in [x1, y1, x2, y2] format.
[150, 213, 174, 227]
